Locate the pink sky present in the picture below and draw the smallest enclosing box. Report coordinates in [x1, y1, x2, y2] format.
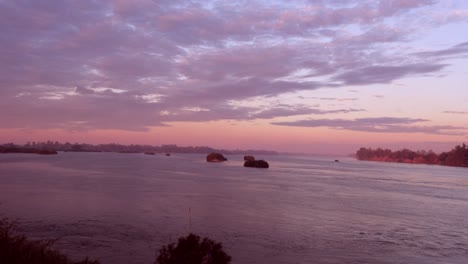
[1, 0, 468, 154]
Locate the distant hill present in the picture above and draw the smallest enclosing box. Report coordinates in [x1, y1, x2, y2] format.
[0, 141, 278, 155]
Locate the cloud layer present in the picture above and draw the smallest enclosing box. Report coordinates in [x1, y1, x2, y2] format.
[273, 117, 467, 135]
[0, 0, 467, 132]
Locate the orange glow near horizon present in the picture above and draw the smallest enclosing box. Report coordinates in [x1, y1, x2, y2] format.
[0, 120, 464, 155]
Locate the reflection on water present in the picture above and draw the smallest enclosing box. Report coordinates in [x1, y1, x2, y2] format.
[1, 152, 467, 264]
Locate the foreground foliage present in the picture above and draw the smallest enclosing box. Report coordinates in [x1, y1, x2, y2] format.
[156, 234, 231, 264]
[356, 143, 468, 167]
[0, 218, 99, 264]
[1, 218, 232, 264]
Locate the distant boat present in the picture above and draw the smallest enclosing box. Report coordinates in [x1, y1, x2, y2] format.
[144, 152, 156, 155]
[334, 160, 339, 162]
[166, 153, 171, 156]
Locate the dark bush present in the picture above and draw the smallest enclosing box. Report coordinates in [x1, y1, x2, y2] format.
[0, 218, 99, 264]
[156, 233, 231, 264]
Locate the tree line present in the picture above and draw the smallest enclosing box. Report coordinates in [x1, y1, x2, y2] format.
[0, 141, 278, 155]
[356, 144, 468, 167]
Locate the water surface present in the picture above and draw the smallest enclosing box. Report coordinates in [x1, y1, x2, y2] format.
[1, 152, 467, 263]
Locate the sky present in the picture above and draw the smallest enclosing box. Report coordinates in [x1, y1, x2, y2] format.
[1, 0, 468, 155]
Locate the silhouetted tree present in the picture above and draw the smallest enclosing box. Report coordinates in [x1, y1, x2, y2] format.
[444, 143, 468, 167]
[156, 234, 231, 264]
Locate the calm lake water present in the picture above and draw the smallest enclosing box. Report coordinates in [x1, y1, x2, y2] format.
[1, 152, 467, 264]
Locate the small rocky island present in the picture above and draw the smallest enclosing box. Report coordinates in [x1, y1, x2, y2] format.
[244, 155, 255, 161]
[206, 152, 227, 162]
[243, 155, 269, 168]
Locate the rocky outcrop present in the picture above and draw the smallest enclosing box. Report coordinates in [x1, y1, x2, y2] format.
[206, 153, 227, 162]
[244, 155, 255, 161]
[244, 160, 269, 168]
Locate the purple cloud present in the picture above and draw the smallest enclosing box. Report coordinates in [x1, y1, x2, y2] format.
[415, 41, 468, 58]
[443, 111, 468, 115]
[272, 117, 467, 135]
[333, 63, 447, 85]
[0, 0, 463, 131]
[1, 91, 166, 131]
[274, 117, 427, 126]
[75, 86, 95, 95]
[312, 97, 359, 101]
[250, 107, 365, 119]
